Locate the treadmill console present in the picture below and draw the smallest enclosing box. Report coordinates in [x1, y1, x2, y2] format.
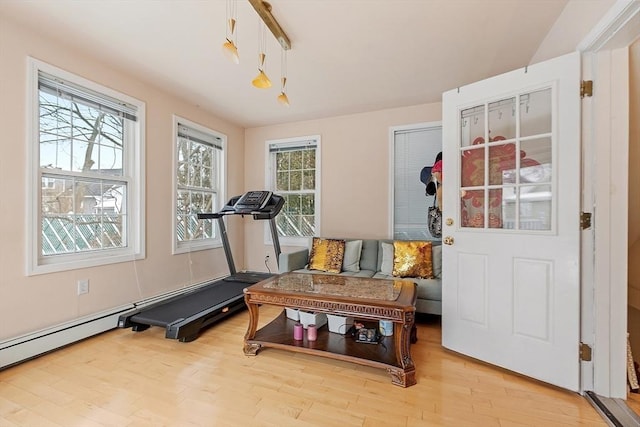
[233, 190, 272, 213]
[198, 190, 283, 220]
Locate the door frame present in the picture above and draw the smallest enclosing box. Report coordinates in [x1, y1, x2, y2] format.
[578, 0, 640, 398]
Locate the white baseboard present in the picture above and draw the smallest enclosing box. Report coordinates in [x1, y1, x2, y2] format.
[0, 278, 227, 370]
[0, 278, 225, 370]
[0, 304, 133, 370]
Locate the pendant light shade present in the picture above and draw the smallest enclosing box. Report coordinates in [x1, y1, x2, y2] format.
[222, 37, 239, 64]
[277, 48, 289, 106]
[277, 91, 290, 106]
[222, 1, 239, 64]
[252, 23, 272, 89]
[252, 65, 272, 88]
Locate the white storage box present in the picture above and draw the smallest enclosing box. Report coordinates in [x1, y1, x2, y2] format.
[298, 311, 327, 329]
[285, 307, 300, 321]
[327, 314, 354, 334]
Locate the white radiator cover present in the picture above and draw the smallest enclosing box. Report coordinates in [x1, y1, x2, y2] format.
[0, 279, 219, 369]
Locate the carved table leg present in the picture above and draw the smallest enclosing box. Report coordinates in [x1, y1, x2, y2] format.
[243, 297, 261, 356]
[391, 310, 417, 387]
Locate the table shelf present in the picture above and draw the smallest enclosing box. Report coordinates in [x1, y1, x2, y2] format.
[249, 311, 399, 369]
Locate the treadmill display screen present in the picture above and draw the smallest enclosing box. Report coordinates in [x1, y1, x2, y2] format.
[234, 191, 272, 212]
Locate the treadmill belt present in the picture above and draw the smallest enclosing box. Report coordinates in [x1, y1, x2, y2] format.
[226, 271, 273, 284]
[132, 280, 247, 326]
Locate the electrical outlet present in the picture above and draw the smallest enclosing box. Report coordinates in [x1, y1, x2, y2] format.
[77, 279, 89, 295]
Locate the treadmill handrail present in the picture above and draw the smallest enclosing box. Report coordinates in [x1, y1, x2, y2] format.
[196, 191, 284, 275]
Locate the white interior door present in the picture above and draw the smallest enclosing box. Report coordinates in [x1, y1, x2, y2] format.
[441, 52, 581, 391]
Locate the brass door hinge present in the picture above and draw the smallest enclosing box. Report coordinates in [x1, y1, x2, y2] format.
[580, 342, 592, 361]
[581, 212, 592, 230]
[581, 80, 593, 98]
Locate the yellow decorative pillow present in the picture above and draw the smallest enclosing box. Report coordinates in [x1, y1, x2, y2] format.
[308, 238, 346, 273]
[392, 241, 433, 278]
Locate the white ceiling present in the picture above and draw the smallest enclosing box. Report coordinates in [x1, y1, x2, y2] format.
[0, 0, 573, 128]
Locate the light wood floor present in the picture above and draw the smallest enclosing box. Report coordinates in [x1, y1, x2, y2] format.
[0, 305, 608, 426]
[627, 392, 640, 417]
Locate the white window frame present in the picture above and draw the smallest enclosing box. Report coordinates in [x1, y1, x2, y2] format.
[265, 135, 321, 247]
[171, 116, 226, 254]
[27, 58, 146, 275]
[389, 122, 442, 240]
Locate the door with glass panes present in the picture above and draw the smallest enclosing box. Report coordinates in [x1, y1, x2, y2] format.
[441, 52, 581, 391]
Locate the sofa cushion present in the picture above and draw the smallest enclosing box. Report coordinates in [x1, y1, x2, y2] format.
[392, 241, 433, 279]
[380, 242, 394, 275]
[432, 244, 442, 278]
[372, 274, 442, 303]
[308, 238, 345, 273]
[342, 240, 363, 272]
[413, 277, 442, 301]
[378, 240, 441, 279]
[358, 239, 380, 272]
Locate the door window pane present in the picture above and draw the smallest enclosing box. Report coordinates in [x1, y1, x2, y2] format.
[488, 189, 503, 229]
[519, 184, 552, 230]
[520, 88, 552, 137]
[461, 146, 484, 187]
[461, 106, 485, 148]
[488, 142, 516, 186]
[488, 97, 516, 140]
[461, 189, 485, 228]
[458, 87, 554, 231]
[521, 137, 552, 181]
[501, 187, 517, 229]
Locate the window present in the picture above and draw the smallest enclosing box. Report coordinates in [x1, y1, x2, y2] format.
[266, 136, 320, 245]
[173, 117, 226, 253]
[392, 123, 442, 240]
[28, 58, 145, 275]
[459, 89, 553, 231]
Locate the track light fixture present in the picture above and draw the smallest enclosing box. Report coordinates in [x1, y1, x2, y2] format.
[225, 1, 291, 103]
[248, 0, 291, 50]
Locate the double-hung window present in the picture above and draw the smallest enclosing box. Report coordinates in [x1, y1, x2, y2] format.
[173, 116, 225, 253]
[28, 58, 145, 274]
[266, 136, 320, 246]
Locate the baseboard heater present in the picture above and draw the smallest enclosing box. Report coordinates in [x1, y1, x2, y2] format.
[0, 304, 134, 370]
[0, 279, 223, 370]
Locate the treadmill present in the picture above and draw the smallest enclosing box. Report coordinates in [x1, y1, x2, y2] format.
[117, 191, 284, 342]
[202, 190, 284, 284]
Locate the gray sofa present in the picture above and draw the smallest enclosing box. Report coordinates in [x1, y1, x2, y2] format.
[278, 238, 442, 315]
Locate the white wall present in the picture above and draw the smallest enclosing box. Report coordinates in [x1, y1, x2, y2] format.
[530, 0, 616, 64]
[243, 104, 442, 273]
[0, 15, 245, 341]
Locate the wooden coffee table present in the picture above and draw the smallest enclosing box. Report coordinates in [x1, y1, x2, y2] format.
[243, 272, 417, 387]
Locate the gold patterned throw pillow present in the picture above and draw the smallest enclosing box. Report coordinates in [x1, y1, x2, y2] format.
[308, 238, 346, 273]
[392, 241, 433, 278]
